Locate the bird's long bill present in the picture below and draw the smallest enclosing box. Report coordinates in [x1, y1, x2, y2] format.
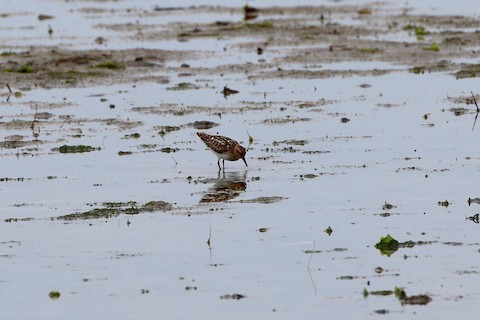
[242, 157, 248, 167]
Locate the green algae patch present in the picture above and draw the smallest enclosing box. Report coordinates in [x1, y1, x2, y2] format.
[49, 290, 61, 300]
[358, 47, 379, 54]
[375, 234, 399, 256]
[363, 289, 394, 298]
[410, 66, 426, 74]
[57, 145, 101, 153]
[403, 25, 429, 36]
[4, 64, 36, 73]
[95, 60, 123, 70]
[423, 43, 439, 52]
[375, 234, 435, 256]
[57, 200, 173, 220]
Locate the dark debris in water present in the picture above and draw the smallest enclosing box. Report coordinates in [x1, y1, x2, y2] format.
[220, 293, 245, 300]
[56, 145, 101, 153]
[382, 202, 397, 210]
[222, 86, 239, 98]
[4, 217, 34, 223]
[438, 199, 450, 207]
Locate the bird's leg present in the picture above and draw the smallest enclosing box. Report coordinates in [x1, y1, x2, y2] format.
[222, 159, 225, 170]
[217, 159, 221, 170]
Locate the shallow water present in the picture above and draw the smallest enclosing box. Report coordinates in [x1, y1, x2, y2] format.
[2, 1, 480, 319]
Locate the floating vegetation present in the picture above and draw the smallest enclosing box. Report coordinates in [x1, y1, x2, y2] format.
[363, 289, 393, 297]
[358, 47, 379, 54]
[5, 217, 34, 223]
[247, 131, 254, 145]
[220, 294, 245, 300]
[47, 70, 103, 80]
[95, 60, 123, 70]
[382, 202, 397, 210]
[57, 200, 172, 220]
[375, 234, 434, 256]
[410, 66, 425, 74]
[166, 82, 199, 91]
[403, 25, 429, 36]
[375, 234, 399, 256]
[325, 226, 333, 236]
[57, 145, 101, 153]
[299, 173, 317, 179]
[423, 43, 439, 52]
[238, 196, 285, 204]
[395, 287, 431, 305]
[123, 133, 141, 139]
[456, 64, 480, 79]
[4, 64, 36, 73]
[449, 107, 469, 116]
[364, 287, 431, 306]
[160, 147, 177, 153]
[358, 8, 372, 15]
[467, 197, 480, 205]
[159, 125, 180, 136]
[263, 117, 311, 124]
[243, 21, 273, 29]
[438, 199, 449, 207]
[273, 139, 308, 146]
[191, 121, 219, 130]
[48, 290, 61, 300]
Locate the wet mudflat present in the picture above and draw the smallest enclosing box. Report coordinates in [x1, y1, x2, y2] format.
[1, 0, 480, 319]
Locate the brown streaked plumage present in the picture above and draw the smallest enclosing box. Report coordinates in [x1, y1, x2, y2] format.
[197, 132, 248, 170]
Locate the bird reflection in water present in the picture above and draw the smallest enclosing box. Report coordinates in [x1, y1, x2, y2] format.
[200, 171, 247, 203]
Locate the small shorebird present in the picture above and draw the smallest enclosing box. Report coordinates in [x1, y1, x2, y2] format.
[197, 132, 248, 170]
